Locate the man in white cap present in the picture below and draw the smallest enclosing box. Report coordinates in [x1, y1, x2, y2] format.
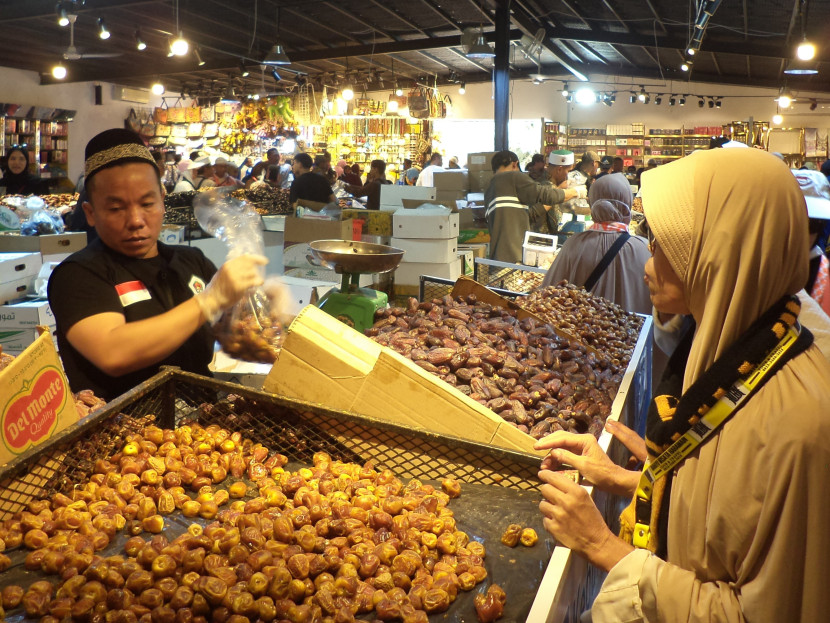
[564, 150, 600, 215]
[544, 149, 577, 233]
[485, 150, 585, 263]
[211, 155, 243, 188]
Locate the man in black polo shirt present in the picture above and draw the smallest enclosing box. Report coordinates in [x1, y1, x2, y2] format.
[48, 128, 269, 400]
[289, 152, 335, 206]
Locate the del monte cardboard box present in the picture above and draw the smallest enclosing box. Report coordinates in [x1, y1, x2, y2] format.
[0, 327, 79, 465]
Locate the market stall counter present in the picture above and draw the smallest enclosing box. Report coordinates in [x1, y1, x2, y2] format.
[0, 368, 571, 622]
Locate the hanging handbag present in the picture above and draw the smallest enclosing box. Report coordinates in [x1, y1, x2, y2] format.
[200, 106, 215, 122]
[125, 108, 141, 133]
[186, 106, 201, 123]
[187, 122, 204, 137]
[408, 87, 429, 119]
[153, 106, 168, 124]
[155, 124, 172, 137]
[203, 123, 218, 138]
[169, 106, 186, 123]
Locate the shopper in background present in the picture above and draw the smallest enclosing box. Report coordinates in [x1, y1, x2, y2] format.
[242, 161, 267, 188]
[792, 170, 830, 315]
[485, 150, 583, 263]
[526, 153, 546, 182]
[211, 156, 243, 188]
[612, 157, 624, 173]
[312, 154, 336, 185]
[290, 152, 335, 206]
[344, 159, 391, 211]
[541, 173, 651, 314]
[48, 128, 271, 400]
[175, 157, 215, 191]
[535, 148, 830, 622]
[416, 152, 444, 187]
[340, 162, 362, 186]
[1, 146, 45, 195]
[564, 151, 599, 214]
[594, 156, 613, 181]
[447, 156, 461, 170]
[402, 160, 420, 185]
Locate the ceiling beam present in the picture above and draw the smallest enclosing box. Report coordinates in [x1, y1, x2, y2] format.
[364, 0, 429, 37]
[422, 0, 461, 32]
[573, 41, 609, 65]
[447, 47, 491, 73]
[643, 0, 668, 34]
[510, 1, 587, 80]
[465, 0, 494, 24]
[609, 44, 637, 66]
[711, 51, 722, 76]
[600, 0, 630, 32]
[0, 0, 164, 22]
[558, 0, 592, 30]
[321, 2, 395, 41]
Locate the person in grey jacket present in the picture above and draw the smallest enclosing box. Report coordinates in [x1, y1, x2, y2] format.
[485, 150, 585, 263]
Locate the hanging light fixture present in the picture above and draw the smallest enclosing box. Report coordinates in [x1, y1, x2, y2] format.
[458, 82, 466, 95]
[52, 63, 67, 80]
[387, 96, 399, 112]
[773, 113, 783, 125]
[679, 95, 687, 106]
[220, 75, 239, 103]
[776, 88, 794, 108]
[561, 82, 570, 97]
[97, 18, 110, 40]
[637, 86, 647, 102]
[170, 31, 189, 56]
[342, 85, 355, 101]
[263, 6, 290, 65]
[151, 80, 165, 95]
[239, 60, 250, 77]
[57, 4, 69, 27]
[194, 47, 205, 66]
[466, 29, 495, 59]
[271, 68, 282, 82]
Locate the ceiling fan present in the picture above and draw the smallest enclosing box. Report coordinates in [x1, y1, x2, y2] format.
[62, 14, 121, 60]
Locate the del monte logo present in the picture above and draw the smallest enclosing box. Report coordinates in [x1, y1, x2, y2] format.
[2, 366, 68, 454]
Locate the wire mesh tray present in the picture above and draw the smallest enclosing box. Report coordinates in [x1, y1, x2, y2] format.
[473, 258, 547, 293]
[0, 369, 555, 621]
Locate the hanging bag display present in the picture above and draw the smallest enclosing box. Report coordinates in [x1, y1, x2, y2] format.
[408, 86, 430, 119]
[125, 108, 141, 133]
[186, 106, 202, 123]
[153, 106, 168, 124]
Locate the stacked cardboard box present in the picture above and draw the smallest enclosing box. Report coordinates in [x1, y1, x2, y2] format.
[0, 299, 58, 354]
[432, 170, 469, 206]
[0, 252, 41, 304]
[466, 151, 496, 193]
[379, 185, 435, 213]
[0, 231, 86, 264]
[392, 207, 461, 293]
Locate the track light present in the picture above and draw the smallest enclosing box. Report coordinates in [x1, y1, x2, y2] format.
[52, 63, 67, 80]
[575, 88, 596, 105]
[681, 62, 691, 72]
[629, 94, 636, 104]
[708, 99, 714, 108]
[195, 48, 205, 66]
[715, 98, 722, 109]
[151, 81, 165, 95]
[57, 4, 69, 27]
[97, 18, 110, 40]
[387, 98, 399, 112]
[777, 89, 794, 108]
[458, 82, 466, 95]
[134, 29, 146, 51]
[342, 85, 354, 101]
[669, 96, 676, 106]
[654, 95, 662, 105]
[532, 77, 543, 85]
[637, 86, 647, 102]
[772, 114, 783, 125]
[810, 99, 818, 111]
[561, 82, 569, 97]
[271, 68, 281, 82]
[679, 95, 686, 106]
[170, 31, 188, 56]
[687, 48, 696, 56]
[263, 43, 290, 65]
[698, 98, 705, 108]
[239, 61, 250, 77]
[394, 80, 403, 97]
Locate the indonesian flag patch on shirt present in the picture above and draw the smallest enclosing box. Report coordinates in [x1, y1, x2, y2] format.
[115, 281, 152, 307]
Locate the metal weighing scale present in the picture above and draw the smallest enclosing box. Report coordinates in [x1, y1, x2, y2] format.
[309, 240, 404, 333]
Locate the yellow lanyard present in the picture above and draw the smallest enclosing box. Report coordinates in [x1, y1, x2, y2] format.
[632, 323, 801, 549]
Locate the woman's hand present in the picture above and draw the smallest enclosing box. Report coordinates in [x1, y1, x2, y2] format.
[534, 431, 639, 497]
[538, 470, 634, 572]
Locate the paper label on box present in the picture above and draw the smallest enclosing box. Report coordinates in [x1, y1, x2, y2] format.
[1, 365, 70, 455]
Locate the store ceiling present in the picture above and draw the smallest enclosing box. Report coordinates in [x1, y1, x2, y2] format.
[1, 0, 829, 102]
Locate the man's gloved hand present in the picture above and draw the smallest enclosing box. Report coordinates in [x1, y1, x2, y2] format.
[574, 185, 588, 199]
[196, 254, 268, 324]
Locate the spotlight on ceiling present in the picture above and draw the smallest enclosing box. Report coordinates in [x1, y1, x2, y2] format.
[643, 94, 651, 105]
[271, 68, 282, 82]
[575, 88, 596, 105]
[97, 17, 110, 40]
[679, 95, 686, 106]
[52, 63, 67, 80]
[394, 80, 403, 97]
[342, 85, 354, 101]
[681, 62, 691, 72]
[708, 98, 715, 108]
[561, 82, 569, 97]
[220, 79, 238, 104]
[687, 48, 696, 56]
[772, 114, 783, 125]
[810, 99, 818, 111]
[715, 98, 722, 109]
[458, 82, 466, 95]
[194, 48, 205, 66]
[654, 95, 662, 105]
[776, 90, 794, 108]
[57, 4, 69, 27]
[151, 81, 165, 95]
[239, 61, 250, 77]
[637, 86, 647, 102]
[134, 29, 147, 51]
[629, 93, 636, 104]
[669, 96, 676, 106]
[170, 31, 189, 56]
[698, 98, 705, 108]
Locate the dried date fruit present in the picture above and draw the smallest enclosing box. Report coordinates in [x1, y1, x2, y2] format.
[519, 528, 538, 547]
[500, 524, 522, 547]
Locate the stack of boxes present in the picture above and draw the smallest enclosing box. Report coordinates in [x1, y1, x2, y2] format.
[391, 207, 461, 299]
[432, 170, 468, 206]
[466, 152, 496, 193]
[0, 231, 85, 354]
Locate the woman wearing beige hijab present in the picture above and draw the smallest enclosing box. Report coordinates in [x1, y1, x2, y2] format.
[541, 173, 651, 314]
[534, 148, 830, 622]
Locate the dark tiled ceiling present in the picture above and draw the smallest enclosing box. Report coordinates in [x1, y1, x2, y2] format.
[0, 0, 827, 99]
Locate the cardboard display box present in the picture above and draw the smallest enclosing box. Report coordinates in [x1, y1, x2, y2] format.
[467, 152, 497, 172]
[0, 276, 35, 305]
[379, 185, 436, 213]
[434, 189, 467, 206]
[0, 326, 58, 354]
[393, 208, 459, 240]
[0, 232, 86, 257]
[391, 237, 457, 264]
[0, 328, 79, 465]
[264, 305, 542, 455]
[394, 259, 462, 286]
[458, 229, 491, 244]
[341, 209, 393, 237]
[469, 170, 494, 193]
[0, 252, 41, 284]
[459, 243, 488, 260]
[457, 249, 474, 276]
[432, 170, 469, 191]
[0, 300, 54, 327]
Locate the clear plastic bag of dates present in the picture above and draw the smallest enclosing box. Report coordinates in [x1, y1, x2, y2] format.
[193, 188, 285, 363]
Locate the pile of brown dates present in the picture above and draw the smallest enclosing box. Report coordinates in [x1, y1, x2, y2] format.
[0, 423, 492, 623]
[518, 283, 644, 367]
[367, 295, 622, 440]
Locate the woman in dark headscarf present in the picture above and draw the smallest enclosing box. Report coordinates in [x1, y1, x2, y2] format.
[541, 172, 651, 314]
[1, 146, 46, 195]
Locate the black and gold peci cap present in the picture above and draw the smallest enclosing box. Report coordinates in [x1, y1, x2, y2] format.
[84, 128, 157, 182]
